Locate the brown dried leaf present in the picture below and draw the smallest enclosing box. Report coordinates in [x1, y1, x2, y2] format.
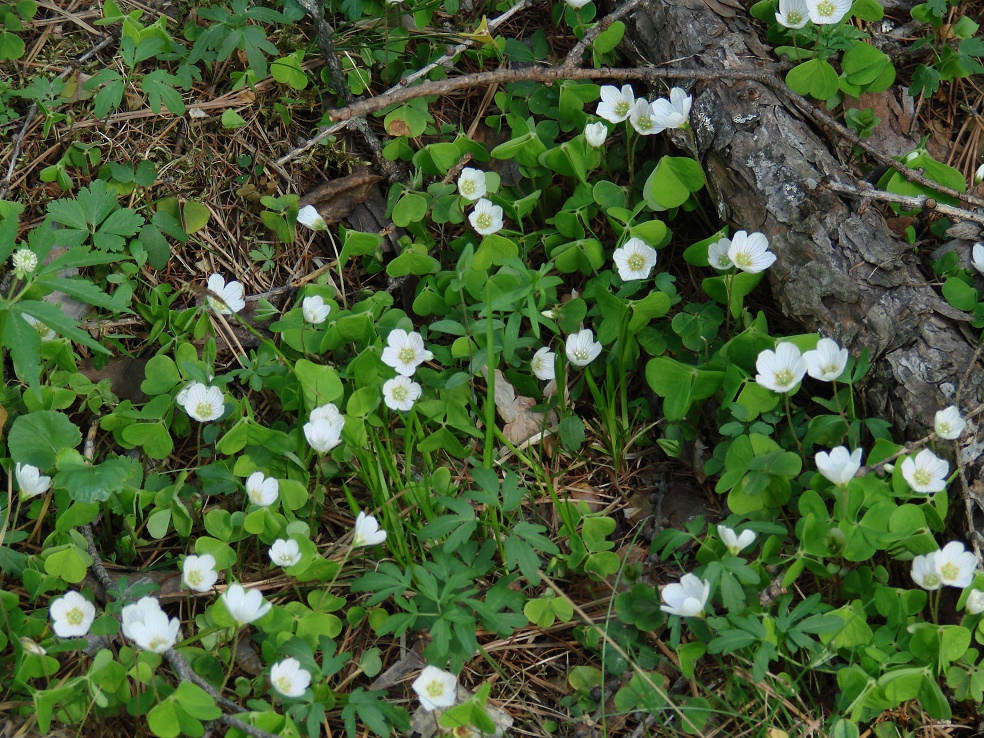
[486, 368, 557, 445]
[299, 167, 385, 226]
[78, 357, 150, 405]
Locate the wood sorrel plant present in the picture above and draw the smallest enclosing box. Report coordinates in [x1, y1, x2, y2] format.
[2, 6, 983, 735]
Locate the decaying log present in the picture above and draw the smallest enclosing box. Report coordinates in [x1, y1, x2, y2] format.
[621, 0, 984, 439]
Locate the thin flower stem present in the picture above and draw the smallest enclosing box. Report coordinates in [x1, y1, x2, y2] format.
[784, 394, 804, 455]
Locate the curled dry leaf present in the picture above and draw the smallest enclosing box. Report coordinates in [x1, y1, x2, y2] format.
[298, 166, 385, 226]
[486, 368, 558, 446]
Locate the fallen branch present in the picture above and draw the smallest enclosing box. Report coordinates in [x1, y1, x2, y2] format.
[326, 64, 984, 211]
[825, 180, 984, 228]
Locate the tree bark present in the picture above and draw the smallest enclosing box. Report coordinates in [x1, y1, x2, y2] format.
[621, 0, 984, 438]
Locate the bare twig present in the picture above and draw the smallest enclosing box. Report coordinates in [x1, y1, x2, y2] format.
[825, 180, 984, 228]
[293, 0, 396, 179]
[563, 0, 646, 69]
[0, 34, 114, 199]
[327, 64, 984, 211]
[276, 0, 537, 167]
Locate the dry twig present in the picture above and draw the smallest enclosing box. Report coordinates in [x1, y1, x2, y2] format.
[825, 180, 984, 228]
[327, 64, 984, 211]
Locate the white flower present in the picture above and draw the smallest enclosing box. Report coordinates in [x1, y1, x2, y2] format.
[802, 338, 849, 382]
[175, 380, 202, 406]
[911, 552, 942, 590]
[755, 343, 807, 393]
[382, 375, 421, 412]
[382, 329, 434, 377]
[660, 573, 711, 617]
[727, 231, 776, 273]
[15, 463, 51, 499]
[50, 591, 96, 638]
[566, 0, 591, 7]
[180, 383, 225, 422]
[11, 249, 38, 279]
[412, 666, 458, 711]
[900, 448, 949, 494]
[975, 163, 984, 185]
[966, 589, 984, 614]
[23, 314, 55, 342]
[935, 541, 977, 588]
[182, 554, 218, 593]
[597, 85, 636, 124]
[269, 539, 302, 568]
[270, 657, 311, 698]
[121, 597, 179, 653]
[531, 347, 556, 381]
[222, 583, 272, 626]
[310, 402, 345, 433]
[628, 99, 662, 136]
[650, 88, 692, 130]
[707, 238, 734, 270]
[565, 328, 602, 367]
[613, 238, 658, 281]
[717, 525, 756, 555]
[806, 0, 851, 23]
[815, 446, 863, 486]
[296, 205, 327, 232]
[245, 471, 278, 507]
[20, 637, 46, 655]
[301, 295, 331, 325]
[353, 511, 388, 547]
[206, 274, 245, 315]
[468, 198, 504, 236]
[776, 0, 810, 28]
[972, 243, 984, 275]
[304, 418, 342, 454]
[935, 405, 966, 440]
[585, 122, 608, 147]
[457, 168, 487, 201]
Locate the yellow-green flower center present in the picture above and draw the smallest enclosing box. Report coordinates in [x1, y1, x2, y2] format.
[66, 607, 85, 625]
[912, 469, 931, 487]
[774, 369, 793, 387]
[475, 213, 492, 229]
[734, 252, 753, 268]
[391, 385, 408, 402]
[460, 180, 476, 196]
[195, 401, 214, 419]
[816, 0, 834, 16]
[187, 570, 202, 586]
[398, 347, 416, 365]
[627, 253, 646, 271]
[788, 10, 802, 22]
[939, 562, 959, 581]
[426, 681, 445, 698]
[614, 101, 630, 116]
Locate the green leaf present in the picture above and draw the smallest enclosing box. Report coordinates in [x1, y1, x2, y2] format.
[138, 224, 170, 269]
[592, 20, 624, 54]
[271, 52, 308, 90]
[942, 277, 977, 311]
[0, 31, 25, 61]
[392, 193, 428, 227]
[121, 422, 174, 459]
[141, 70, 185, 115]
[54, 456, 139, 503]
[644, 156, 705, 211]
[147, 700, 180, 738]
[9, 410, 81, 468]
[786, 59, 840, 100]
[221, 109, 247, 128]
[646, 357, 725, 420]
[44, 545, 92, 583]
[558, 415, 585, 451]
[386, 250, 441, 277]
[1, 307, 40, 387]
[294, 359, 343, 411]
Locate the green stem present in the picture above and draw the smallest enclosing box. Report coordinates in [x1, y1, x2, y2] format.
[784, 394, 804, 455]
